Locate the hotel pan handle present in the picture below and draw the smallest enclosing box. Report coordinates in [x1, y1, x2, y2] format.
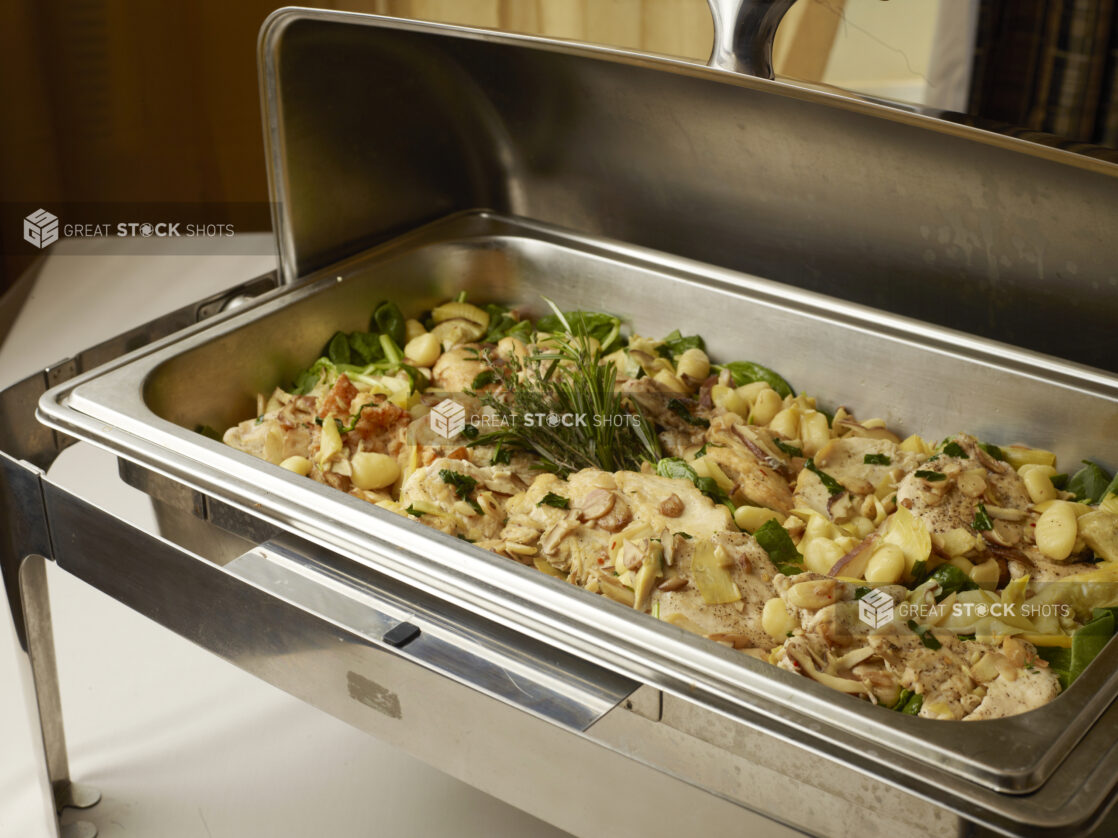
[706, 0, 797, 79]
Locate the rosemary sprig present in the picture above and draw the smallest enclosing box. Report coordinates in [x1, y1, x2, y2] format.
[471, 301, 660, 476]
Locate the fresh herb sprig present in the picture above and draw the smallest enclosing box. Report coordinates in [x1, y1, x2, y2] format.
[471, 301, 660, 477]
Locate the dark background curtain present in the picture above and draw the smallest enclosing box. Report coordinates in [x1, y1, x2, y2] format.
[969, 0, 1118, 146]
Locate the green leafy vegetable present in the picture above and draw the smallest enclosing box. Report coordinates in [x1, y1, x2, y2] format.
[1039, 609, 1117, 689]
[805, 460, 844, 496]
[537, 492, 570, 509]
[972, 502, 993, 532]
[471, 370, 496, 390]
[908, 620, 942, 650]
[655, 457, 732, 509]
[863, 453, 891, 466]
[657, 329, 705, 360]
[1068, 460, 1113, 504]
[535, 310, 623, 354]
[890, 688, 913, 711]
[490, 443, 512, 466]
[900, 693, 924, 715]
[915, 470, 947, 482]
[977, 441, 1007, 461]
[1051, 473, 1069, 491]
[439, 469, 482, 514]
[667, 398, 709, 427]
[335, 402, 380, 434]
[404, 504, 425, 517]
[372, 300, 406, 348]
[930, 564, 977, 601]
[941, 441, 969, 459]
[482, 303, 534, 344]
[194, 424, 223, 441]
[462, 424, 479, 440]
[694, 442, 724, 458]
[774, 440, 803, 458]
[754, 519, 804, 575]
[909, 560, 929, 587]
[854, 586, 872, 600]
[721, 361, 795, 398]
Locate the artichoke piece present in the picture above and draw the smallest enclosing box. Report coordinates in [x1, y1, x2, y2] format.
[631, 541, 664, 611]
[1078, 510, 1118, 561]
[881, 505, 931, 574]
[691, 539, 742, 605]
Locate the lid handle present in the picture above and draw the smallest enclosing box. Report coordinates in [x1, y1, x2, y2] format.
[707, 0, 797, 79]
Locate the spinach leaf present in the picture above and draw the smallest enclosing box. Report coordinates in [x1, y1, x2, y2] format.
[1040, 610, 1117, 689]
[655, 457, 699, 484]
[471, 370, 496, 390]
[915, 470, 947, 482]
[326, 331, 352, 366]
[754, 519, 803, 574]
[805, 460, 844, 496]
[1068, 460, 1113, 504]
[372, 300, 406, 347]
[890, 688, 913, 711]
[722, 361, 795, 398]
[863, 453, 891, 466]
[667, 398, 710, 427]
[537, 492, 570, 510]
[901, 693, 924, 715]
[930, 564, 977, 601]
[483, 303, 534, 343]
[1099, 473, 1118, 502]
[657, 329, 705, 360]
[654, 457, 731, 508]
[1068, 610, 1115, 684]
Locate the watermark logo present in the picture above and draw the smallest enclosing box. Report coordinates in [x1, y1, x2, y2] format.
[859, 588, 895, 629]
[23, 208, 59, 249]
[430, 399, 466, 440]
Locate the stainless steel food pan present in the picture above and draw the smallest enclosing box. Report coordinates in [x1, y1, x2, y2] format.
[37, 210, 1118, 835]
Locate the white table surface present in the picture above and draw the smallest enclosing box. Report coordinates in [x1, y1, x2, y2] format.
[0, 237, 574, 838]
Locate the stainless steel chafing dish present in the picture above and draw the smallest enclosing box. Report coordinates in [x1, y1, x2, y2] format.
[5, 6, 1118, 837]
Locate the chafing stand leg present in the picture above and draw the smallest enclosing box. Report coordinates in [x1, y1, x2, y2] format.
[16, 554, 100, 838]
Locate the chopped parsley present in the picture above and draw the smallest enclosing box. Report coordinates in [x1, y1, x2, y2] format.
[667, 398, 709, 428]
[972, 502, 993, 532]
[805, 459, 844, 496]
[978, 441, 1006, 462]
[774, 440, 803, 458]
[908, 620, 942, 650]
[439, 469, 482, 514]
[941, 441, 969, 458]
[537, 492, 570, 510]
